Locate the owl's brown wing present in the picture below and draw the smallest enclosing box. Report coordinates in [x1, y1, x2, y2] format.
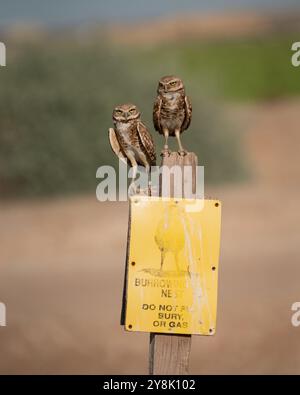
[182, 95, 192, 131]
[108, 128, 128, 165]
[137, 121, 156, 165]
[153, 96, 162, 132]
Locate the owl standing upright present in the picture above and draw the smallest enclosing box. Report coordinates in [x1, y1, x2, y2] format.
[109, 103, 156, 193]
[153, 75, 192, 155]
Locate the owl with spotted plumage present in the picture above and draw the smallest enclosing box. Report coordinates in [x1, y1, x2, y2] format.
[153, 76, 192, 155]
[109, 103, 156, 192]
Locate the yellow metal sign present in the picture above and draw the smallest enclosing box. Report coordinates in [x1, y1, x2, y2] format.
[124, 197, 222, 336]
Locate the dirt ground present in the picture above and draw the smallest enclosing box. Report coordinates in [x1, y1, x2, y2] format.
[0, 99, 299, 374]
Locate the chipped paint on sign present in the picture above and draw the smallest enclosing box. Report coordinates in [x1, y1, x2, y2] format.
[125, 196, 221, 335]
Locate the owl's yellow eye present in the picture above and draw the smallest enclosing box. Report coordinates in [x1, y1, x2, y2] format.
[129, 109, 135, 113]
[170, 81, 177, 86]
[116, 110, 122, 115]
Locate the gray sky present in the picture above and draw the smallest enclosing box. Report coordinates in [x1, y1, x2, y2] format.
[0, 0, 299, 26]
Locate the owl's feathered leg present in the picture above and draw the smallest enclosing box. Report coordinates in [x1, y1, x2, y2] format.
[175, 129, 187, 156]
[161, 129, 171, 157]
[142, 163, 152, 197]
[146, 164, 152, 197]
[137, 153, 153, 196]
[127, 153, 138, 196]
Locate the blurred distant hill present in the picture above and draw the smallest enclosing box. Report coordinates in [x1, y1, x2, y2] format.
[2, 10, 300, 41]
[107, 11, 300, 44]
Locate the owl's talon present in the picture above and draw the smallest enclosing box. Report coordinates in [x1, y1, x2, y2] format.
[178, 149, 188, 156]
[161, 148, 171, 157]
[138, 187, 150, 196]
[128, 183, 137, 196]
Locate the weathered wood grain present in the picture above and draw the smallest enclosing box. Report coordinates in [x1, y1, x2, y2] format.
[149, 333, 191, 375]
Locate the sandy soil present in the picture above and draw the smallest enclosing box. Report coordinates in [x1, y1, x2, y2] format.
[0, 99, 299, 374]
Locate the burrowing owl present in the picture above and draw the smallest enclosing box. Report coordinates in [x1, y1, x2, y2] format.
[153, 75, 192, 155]
[109, 103, 156, 192]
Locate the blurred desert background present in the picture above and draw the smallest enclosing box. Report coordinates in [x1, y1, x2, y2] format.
[0, 0, 300, 374]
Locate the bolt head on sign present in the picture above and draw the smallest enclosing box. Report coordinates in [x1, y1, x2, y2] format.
[124, 196, 222, 336]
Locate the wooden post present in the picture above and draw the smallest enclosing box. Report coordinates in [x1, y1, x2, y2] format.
[148, 151, 198, 375]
